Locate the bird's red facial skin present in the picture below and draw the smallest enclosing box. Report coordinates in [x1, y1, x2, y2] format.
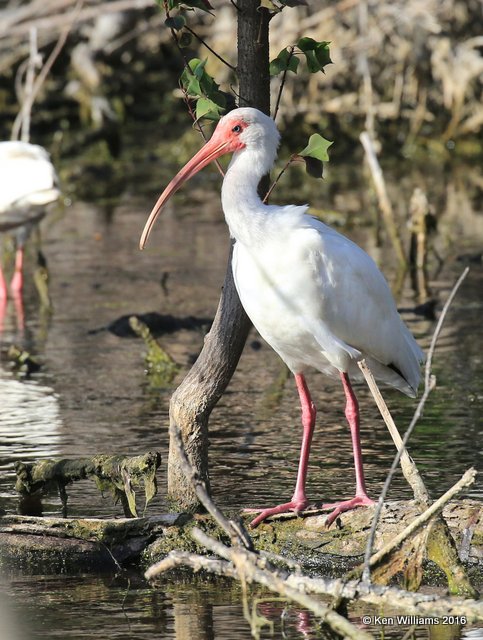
[218, 118, 248, 153]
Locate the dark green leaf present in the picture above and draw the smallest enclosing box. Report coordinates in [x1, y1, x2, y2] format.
[299, 133, 333, 162]
[315, 42, 332, 69]
[167, 0, 213, 12]
[269, 47, 299, 76]
[165, 15, 186, 30]
[207, 90, 226, 109]
[178, 31, 192, 47]
[180, 58, 226, 116]
[303, 156, 324, 178]
[297, 37, 332, 73]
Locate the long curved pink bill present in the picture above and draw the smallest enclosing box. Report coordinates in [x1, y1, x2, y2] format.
[139, 137, 230, 250]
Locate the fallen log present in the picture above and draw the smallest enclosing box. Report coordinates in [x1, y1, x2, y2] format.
[0, 500, 481, 578]
[0, 513, 183, 572]
[14, 452, 161, 518]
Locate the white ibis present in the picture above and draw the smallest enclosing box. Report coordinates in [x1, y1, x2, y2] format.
[140, 108, 424, 527]
[0, 141, 60, 299]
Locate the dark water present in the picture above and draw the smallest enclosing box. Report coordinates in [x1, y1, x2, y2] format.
[0, 140, 482, 639]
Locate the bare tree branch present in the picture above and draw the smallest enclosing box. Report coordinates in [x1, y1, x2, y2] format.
[368, 467, 476, 570]
[361, 267, 470, 581]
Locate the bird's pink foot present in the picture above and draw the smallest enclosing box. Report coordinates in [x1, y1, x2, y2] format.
[245, 497, 310, 528]
[322, 494, 375, 526]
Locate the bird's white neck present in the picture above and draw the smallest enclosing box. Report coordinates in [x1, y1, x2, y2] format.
[221, 148, 272, 246]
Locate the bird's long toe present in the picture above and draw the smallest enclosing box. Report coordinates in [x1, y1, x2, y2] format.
[322, 494, 375, 526]
[247, 498, 309, 528]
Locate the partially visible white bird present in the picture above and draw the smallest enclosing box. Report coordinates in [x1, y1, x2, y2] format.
[140, 108, 424, 527]
[0, 141, 60, 298]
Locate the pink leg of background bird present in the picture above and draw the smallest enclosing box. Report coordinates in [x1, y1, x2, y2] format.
[0, 269, 6, 334]
[322, 371, 374, 525]
[10, 247, 24, 295]
[10, 247, 25, 331]
[0, 265, 7, 300]
[249, 373, 316, 528]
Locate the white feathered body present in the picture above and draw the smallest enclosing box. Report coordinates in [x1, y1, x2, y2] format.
[232, 205, 423, 396]
[221, 131, 424, 397]
[0, 141, 59, 212]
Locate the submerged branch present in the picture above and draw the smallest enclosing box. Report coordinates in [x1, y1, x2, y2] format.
[359, 131, 406, 266]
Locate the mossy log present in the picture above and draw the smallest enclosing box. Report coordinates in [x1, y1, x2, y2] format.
[0, 513, 184, 573]
[14, 452, 161, 518]
[0, 500, 481, 581]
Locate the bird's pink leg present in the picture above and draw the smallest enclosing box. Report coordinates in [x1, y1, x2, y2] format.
[0, 264, 7, 300]
[249, 373, 316, 528]
[322, 371, 374, 525]
[10, 247, 24, 295]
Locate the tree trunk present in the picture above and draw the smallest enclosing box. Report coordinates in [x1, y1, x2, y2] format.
[166, 1, 271, 510]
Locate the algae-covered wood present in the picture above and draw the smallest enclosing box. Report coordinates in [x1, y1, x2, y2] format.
[1, 500, 480, 579]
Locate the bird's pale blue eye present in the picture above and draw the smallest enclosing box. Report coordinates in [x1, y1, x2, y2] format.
[232, 125, 242, 133]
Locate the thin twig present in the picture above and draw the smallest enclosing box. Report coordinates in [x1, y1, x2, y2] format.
[361, 267, 470, 582]
[358, 359, 430, 503]
[424, 266, 470, 389]
[357, 1, 375, 138]
[368, 468, 476, 570]
[18, 27, 39, 141]
[272, 45, 295, 121]
[166, 1, 225, 178]
[263, 155, 297, 203]
[360, 131, 406, 266]
[184, 25, 236, 72]
[11, 0, 84, 141]
[146, 550, 236, 580]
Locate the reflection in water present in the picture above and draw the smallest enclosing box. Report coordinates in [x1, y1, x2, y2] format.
[0, 372, 62, 512]
[5, 572, 482, 640]
[0, 373, 61, 459]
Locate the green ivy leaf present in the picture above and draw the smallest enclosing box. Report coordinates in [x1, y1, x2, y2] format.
[165, 15, 186, 30]
[196, 97, 222, 121]
[180, 58, 206, 96]
[297, 37, 332, 73]
[269, 47, 299, 76]
[180, 58, 226, 121]
[181, 71, 201, 97]
[298, 134, 333, 178]
[167, 0, 213, 12]
[299, 133, 333, 162]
